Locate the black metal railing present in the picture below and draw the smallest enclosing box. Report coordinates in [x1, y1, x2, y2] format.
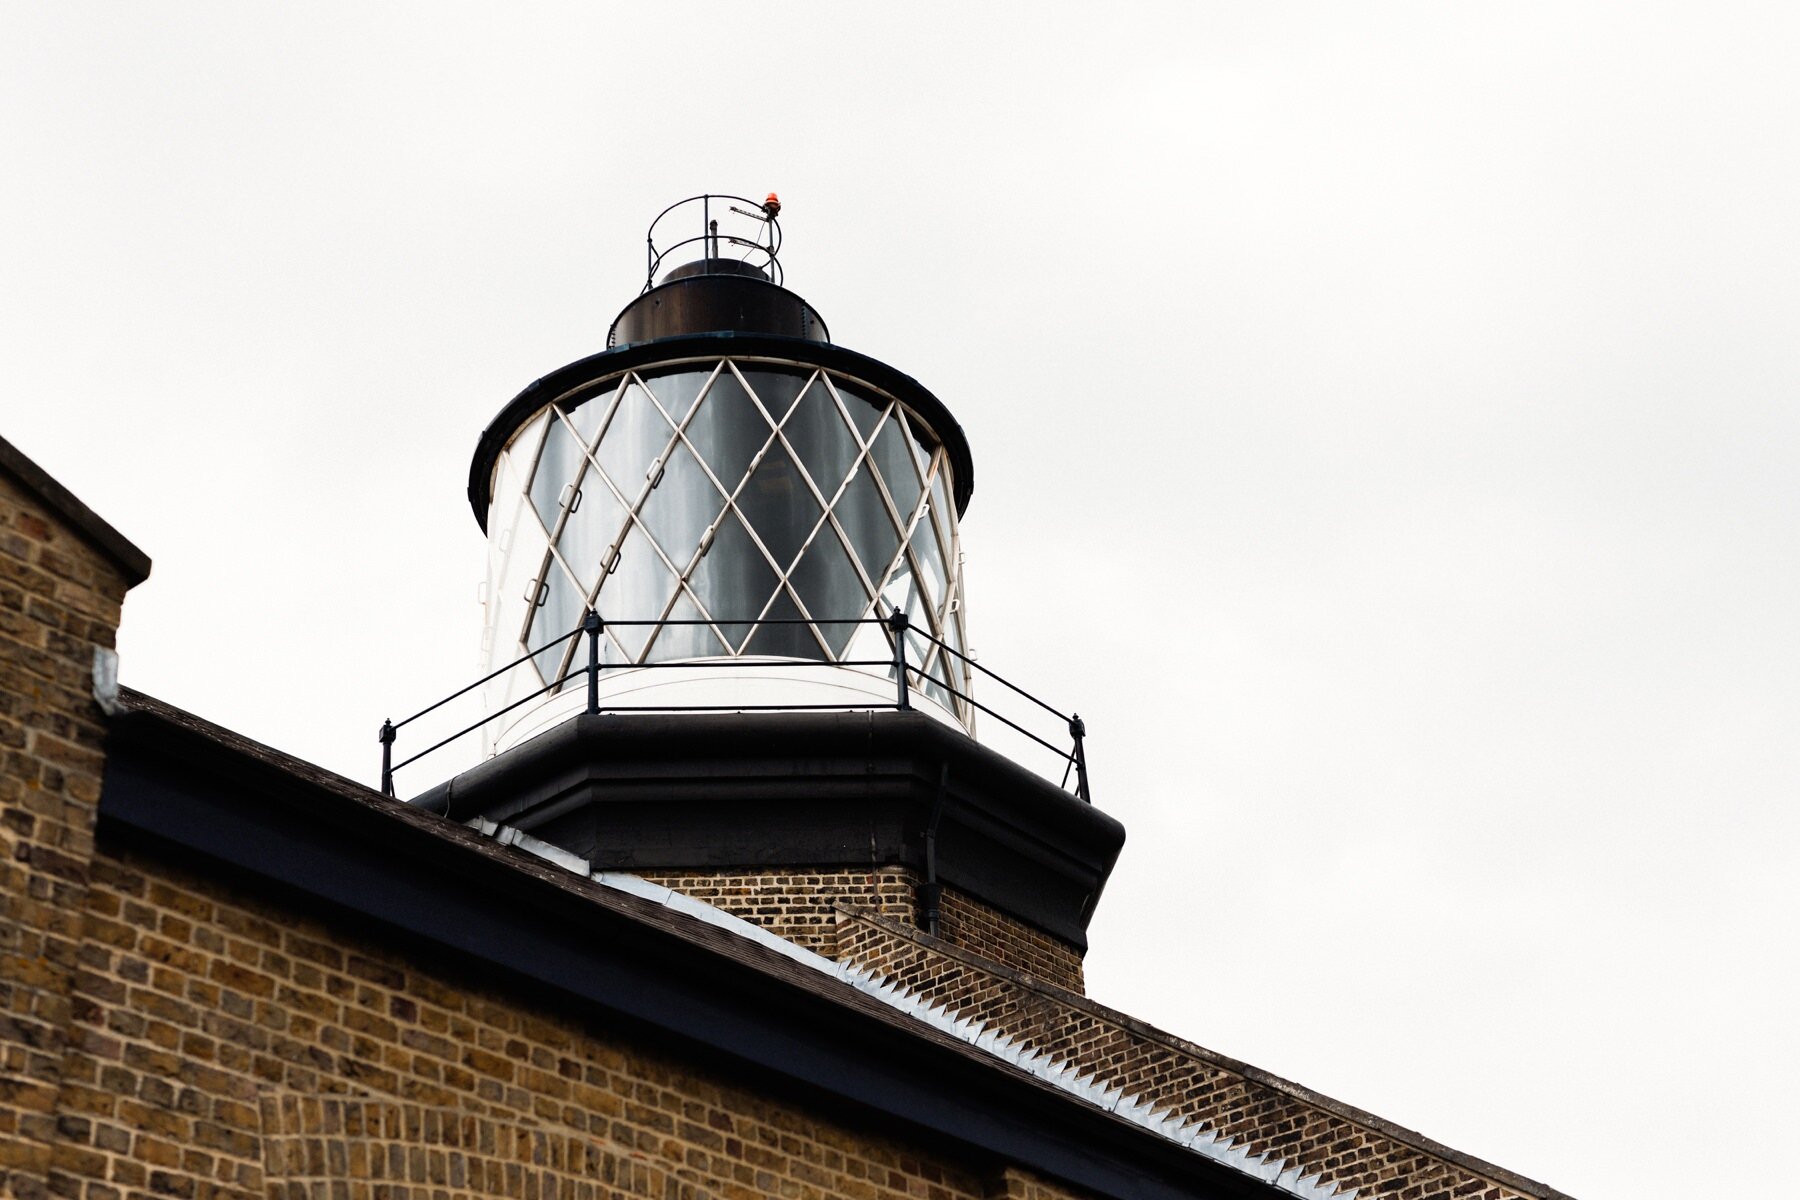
[642, 193, 783, 292]
[378, 610, 1091, 806]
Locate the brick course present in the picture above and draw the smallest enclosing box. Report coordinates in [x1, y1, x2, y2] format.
[634, 867, 1085, 993]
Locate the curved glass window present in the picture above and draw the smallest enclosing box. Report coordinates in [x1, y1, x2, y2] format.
[481, 358, 972, 724]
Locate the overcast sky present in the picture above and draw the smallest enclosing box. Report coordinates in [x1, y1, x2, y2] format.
[5, 6, 1796, 1198]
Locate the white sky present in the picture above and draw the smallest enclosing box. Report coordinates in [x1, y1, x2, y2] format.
[5, 6, 1796, 1198]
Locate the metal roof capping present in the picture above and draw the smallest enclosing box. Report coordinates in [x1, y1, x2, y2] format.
[466, 815, 1357, 1200]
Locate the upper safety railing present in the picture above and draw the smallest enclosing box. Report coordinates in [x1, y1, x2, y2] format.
[377, 609, 1091, 806]
[643, 193, 784, 292]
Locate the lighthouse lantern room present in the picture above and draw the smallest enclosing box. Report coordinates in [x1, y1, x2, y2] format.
[469, 195, 976, 752]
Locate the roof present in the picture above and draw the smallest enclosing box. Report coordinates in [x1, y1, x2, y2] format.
[96, 688, 1573, 1200]
[97, 688, 1282, 1200]
[0, 433, 151, 585]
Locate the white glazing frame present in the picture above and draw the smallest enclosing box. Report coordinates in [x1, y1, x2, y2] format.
[480, 357, 972, 723]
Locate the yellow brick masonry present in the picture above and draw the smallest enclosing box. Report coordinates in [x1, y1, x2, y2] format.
[834, 909, 1543, 1200]
[48, 845, 1078, 1200]
[0, 470, 137, 1200]
[634, 868, 1086, 994]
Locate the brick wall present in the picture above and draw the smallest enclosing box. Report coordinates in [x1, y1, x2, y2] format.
[933, 886, 1084, 993]
[836, 910, 1538, 1200]
[633, 867, 917, 959]
[0, 468, 138, 1200]
[635, 866, 1085, 993]
[47, 844, 1061, 1200]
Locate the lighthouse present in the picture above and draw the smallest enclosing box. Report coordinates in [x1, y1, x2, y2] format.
[470, 195, 974, 750]
[420, 195, 1122, 985]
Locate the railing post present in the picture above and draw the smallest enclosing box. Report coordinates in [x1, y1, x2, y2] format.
[886, 608, 911, 710]
[583, 611, 603, 716]
[378, 718, 395, 797]
[1069, 713, 1091, 804]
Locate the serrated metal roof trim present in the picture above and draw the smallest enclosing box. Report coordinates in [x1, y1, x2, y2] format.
[472, 819, 1349, 1199]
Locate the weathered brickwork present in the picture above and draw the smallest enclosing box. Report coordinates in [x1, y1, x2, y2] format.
[0, 468, 138, 1200]
[634, 867, 1085, 993]
[837, 910, 1534, 1200]
[259, 1098, 1102, 1200]
[260, 1093, 713, 1200]
[932, 887, 1083, 994]
[632, 867, 916, 960]
[45, 844, 1041, 1200]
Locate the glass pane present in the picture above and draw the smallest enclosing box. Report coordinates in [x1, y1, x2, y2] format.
[646, 586, 728, 663]
[687, 512, 779, 652]
[786, 527, 865, 658]
[562, 380, 618, 448]
[636, 440, 724, 573]
[830, 376, 887, 447]
[596, 379, 676, 508]
[594, 522, 677, 662]
[684, 367, 771, 499]
[743, 587, 821, 659]
[484, 446, 528, 581]
[831, 465, 902, 591]
[909, 518, 947, 621]
[780, 376, 859, 502]
[639, 367, 710, 428]
[918, 662, 955, 713]
[896, 407, 934, 480]
[740, 367, 807, 427]
[881, 562, 918, 622]
[878, 568, 918, 690]
[930, 455, 956, 528]
[868, 414, 923, 532]
[900, 613, 944, 708]
[507, 409, 550, 482]
[942, 603, 969, 695]
[485, 483, 550, 711]
[529, 413, 585, 532]
[534, 554, 586, 687]
[517, 554, 563, 685]
[554, 474, 629, 587]
[736, 444, 822, 574]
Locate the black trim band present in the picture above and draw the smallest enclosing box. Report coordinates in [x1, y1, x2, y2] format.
[467, 333, 976, 532]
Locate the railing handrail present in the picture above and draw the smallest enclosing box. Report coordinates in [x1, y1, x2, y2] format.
[379, 610, 1090, 806]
